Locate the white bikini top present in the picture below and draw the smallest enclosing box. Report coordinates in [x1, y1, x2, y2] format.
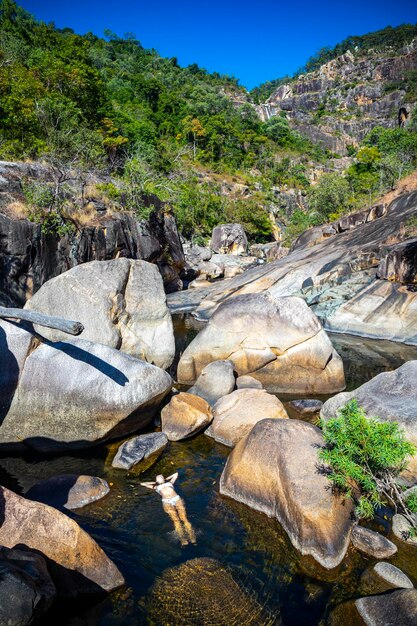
[155, 482, 175, 494]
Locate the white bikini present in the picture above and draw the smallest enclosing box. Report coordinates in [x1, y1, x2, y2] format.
[155, 482, 181, 505]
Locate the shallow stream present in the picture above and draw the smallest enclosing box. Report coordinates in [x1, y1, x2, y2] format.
[2, 317, 417, 625]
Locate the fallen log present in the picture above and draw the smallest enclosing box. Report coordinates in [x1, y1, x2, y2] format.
[0, 307, 84, 336]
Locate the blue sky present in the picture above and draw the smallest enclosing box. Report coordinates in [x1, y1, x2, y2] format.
[19, 0, 417, 89]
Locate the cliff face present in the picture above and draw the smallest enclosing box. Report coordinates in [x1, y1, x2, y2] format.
[0, 162, 185, 306]
[257, 40, 417, 154]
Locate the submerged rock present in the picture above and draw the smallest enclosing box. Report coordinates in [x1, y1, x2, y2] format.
[112, 432, 168, 470]
[0, 320, 172, 452]
[288, 399, 323, 416]
[321, 361, 417, 476]
[220, 419, 353, 569]
[188, 360, 236, 406]
[351, 525, 397, 559]
[25, 259, 175, 369]
[178, 293, 345, 395]
[26, 474, 110, 510]
[206, 389, 288, 447]
[145, 557, 276, 626]
[161, 392, 212, 441]
[0, 486, 124, 596]
[0, 546, 56, 626]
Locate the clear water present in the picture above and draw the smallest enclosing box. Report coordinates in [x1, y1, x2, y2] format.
[2, 317, 417, 625]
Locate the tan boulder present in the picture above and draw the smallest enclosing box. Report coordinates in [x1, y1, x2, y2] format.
[220, 419, 353, 569]
[161, 392, 213, 441]
[0, 486, 124, 596]
[177, 293, 345, 395]
[206, 388, 288, 447]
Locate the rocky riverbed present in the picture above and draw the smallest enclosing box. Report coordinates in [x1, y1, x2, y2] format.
[1, 315, 417, 625]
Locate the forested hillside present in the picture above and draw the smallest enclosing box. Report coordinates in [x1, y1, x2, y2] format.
[1, 0, 417, 245]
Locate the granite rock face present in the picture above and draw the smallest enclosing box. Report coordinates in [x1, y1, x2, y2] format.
[210, 224, 248, 255]
[378, 239, 417, 284]
[0, 319, 172, 452]
[220, 419, 354, 569]
[178, 293, 345, 395]
[0, 163, 185, 307]
[25, 259, 175, 369]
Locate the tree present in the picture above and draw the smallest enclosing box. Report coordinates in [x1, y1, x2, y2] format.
[308, 173, 351, 220]
[319, 400, 417, 531]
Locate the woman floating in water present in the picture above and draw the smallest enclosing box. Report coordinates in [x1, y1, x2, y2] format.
[141, 473, 196, 546]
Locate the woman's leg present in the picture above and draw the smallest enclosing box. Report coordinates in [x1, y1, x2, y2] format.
[175, 498, 197, 544]
[163, 502, 189, 545]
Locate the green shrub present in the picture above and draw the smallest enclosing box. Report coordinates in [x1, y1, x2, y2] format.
[319, 399, 417, 529]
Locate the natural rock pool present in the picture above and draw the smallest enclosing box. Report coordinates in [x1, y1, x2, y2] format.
[2, 317, 417, 625]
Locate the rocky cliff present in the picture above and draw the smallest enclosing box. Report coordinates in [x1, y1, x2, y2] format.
[0, 161, 185, 306]
[256, 39, 417, 154]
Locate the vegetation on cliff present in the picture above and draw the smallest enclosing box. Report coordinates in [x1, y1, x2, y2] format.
[0, 0, 417, 244]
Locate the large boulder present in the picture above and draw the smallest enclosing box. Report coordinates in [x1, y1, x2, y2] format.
[220, 419, 354, 569]
[188, 360, 236, 406]
[206, 389, 288, 447]
[0, 319, 172, 452]
[0, 546, 56, 626]
[321, 361, 417, 475]
[144, 558, 274, 626]
[361, 562, 413, 595]
[161, 392, 212, 441]
[0, 486, 124, 596]
[210, 224, 248, 255]
[177, 294, 345, 395]
[26, 474, 110, 510]
[25, 259, 175, 369]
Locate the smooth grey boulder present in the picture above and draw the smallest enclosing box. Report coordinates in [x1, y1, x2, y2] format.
[188, 360, 236, 406]
[0, 546, 56, 626]
[220, 419, 354, 569]
[112, 432, 168, 470]
[0, 320, 172, 452]
[210, 224, 248, 255]
[0, 486, 124, 596]
[361, 562, 413, 595]
[25, 259, 175, 369]
[178, 294, 345, 395]
[321, 361, 417, 477]
[351, 525, 397, 558]
[236, 375, 263, 389]
[197, 261, 224, 280]
[356, 589, 417, 626]
[26, 474, 110, 510]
